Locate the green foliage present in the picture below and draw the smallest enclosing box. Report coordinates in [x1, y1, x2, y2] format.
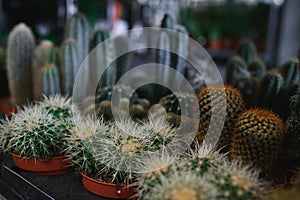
[231, 108, 285, 170]
[6, 23, 35, 104]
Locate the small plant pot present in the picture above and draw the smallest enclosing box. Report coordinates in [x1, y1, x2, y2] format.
[0, 97, 17, 119]
[11, 153, 70, 176]
[81, 173, 138, 199]
[209, 40, 222, 50]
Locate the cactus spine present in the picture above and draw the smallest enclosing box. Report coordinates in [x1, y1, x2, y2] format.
[197, 85, 245, 152]
[231, 108, 285, 170]
[40, 63, 60, 97]
[90, 29, 116, 87]
[60, 39, 80, 95]
[32, 40, 53, 100]
[6, 23, 35, 104]
[64, 12, 90, 63]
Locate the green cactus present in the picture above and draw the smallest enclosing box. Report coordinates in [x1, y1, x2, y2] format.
[60, 39, 80, 95]
[248, 58, 266, 80]
[256, 70, 284, 110]
[226, 56, 248, 85]
[89, 29, 116, 87]
[6, 23, 35, 104]
[280, 58, 299, 90]
[0, 47, 5, 69]
[231, 108, 285, 170]
[160, 13, 175, 30]
[32, 40, 53, 100]
[159, 92, 196, 116]
[64, 12, 90, 62]
[197, 85, 245, 153]
[237, 40, 257, 64]
[0, 105, 70, 160]
[47, 46, 60, 67]
[40, 63, 60, 97]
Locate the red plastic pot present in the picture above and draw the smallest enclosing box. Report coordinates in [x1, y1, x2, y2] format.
[11, 153, 70, 175]
[81, 173, 138, 199]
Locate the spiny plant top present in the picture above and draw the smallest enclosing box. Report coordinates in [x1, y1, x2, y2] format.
[290, 94, 300, 114]
[208, 160, 264, 200]
[142, 170, 218, 200]
[1, 105, 71, 160]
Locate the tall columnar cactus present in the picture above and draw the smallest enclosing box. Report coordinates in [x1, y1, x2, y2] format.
[64, 12, 90, 63]
[197, 85, 245, 152]
[226, 56, 248, 84]
[90, 29, 116, 87]
[280, 58, 299, 90]
[256, 70, 284, 110]
[40, 63, 60, 97]
[231, 108, 285, 170]
[60, 39, 79, 95]
[32, 40, 53, 100]
[6, 23, 35, 104]
[248, 58, 266, 80]
[237, 40, 257, 64]
[47, 46, 60, 67]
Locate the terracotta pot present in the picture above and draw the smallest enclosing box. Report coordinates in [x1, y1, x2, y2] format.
[0, 97, 17, 119]
[11, 153, 70, 175]
[209, 40, 222, 50]
[81, 173, 138, 199]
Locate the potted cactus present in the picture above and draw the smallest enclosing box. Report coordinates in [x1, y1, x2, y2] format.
[0, 95, 74, 175]
[65, 115, 179, 199]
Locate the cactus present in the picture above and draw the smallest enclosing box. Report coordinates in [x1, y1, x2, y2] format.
[64, 12, 90, 62]
[237, 40, 257, 64]
[60, 39, 80, 95]
[208, 161, 263, 200]
[248, 58, 266, 80]
[32, 40, 53, 100]
[231, 108, 285, 170]
[256, 70, 284, 110]
[159, 92, 196, 116]
[160, 13, 175, 30]
[197, 85, 245, 152]
[0, 47, 5, 69]
[0, 105, 70, 160]
[40, 63, 60, 97]
[47, 46, 60, 67]
[226, 56, 248, 85]
[280, 58, 299, 90]
[6, 23, 35, 104]
[89, 29, 116, 87]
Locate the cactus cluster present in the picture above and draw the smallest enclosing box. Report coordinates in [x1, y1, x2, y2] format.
[197, 85, 245, 152]
[6, 23, 35, 104]
[231, 108, 285, 170]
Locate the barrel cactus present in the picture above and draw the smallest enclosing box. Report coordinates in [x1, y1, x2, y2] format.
[237, 40, 257, 64]
[60, 39, 80, 95]
[64, 12, 90, 62]
[197, 85, 245, 152]
[90, 29, 116, 87]
[6, 23, 35, 104]
[32, 40, 53, 100]
[40, 63, 60, 97]
[231, 108, 285, 170]
[1, 105, 70, 160]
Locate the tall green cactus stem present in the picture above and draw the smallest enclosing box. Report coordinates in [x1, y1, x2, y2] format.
[40, 64, 60, 97]
[6, 23, 35, 104]
[197, 85, 245, 152]
[237, 40, 257, 64]
[90, 29, 116, 87]
[280, 58, 299, 90]
[60, 39, 79, 95]
[32, 40, 53, 100]
[248, 58, 266, 80]
[226, 56, 249, 85]
[231, 108, 285, 170]
[256, 71, 284, 110]
[0, 47, 5, 69]
[64, 12, 90, 62]
[47, 46, 60, 67]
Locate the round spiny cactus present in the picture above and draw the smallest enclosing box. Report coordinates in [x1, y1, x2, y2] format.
[65, 117, 109, 177]
[159, 92, 196, 116]
[231, 108, 285, 170]
[197, 85, 245, 152]
[1, 105, 69, 160]
[208, 160, 264, 200]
